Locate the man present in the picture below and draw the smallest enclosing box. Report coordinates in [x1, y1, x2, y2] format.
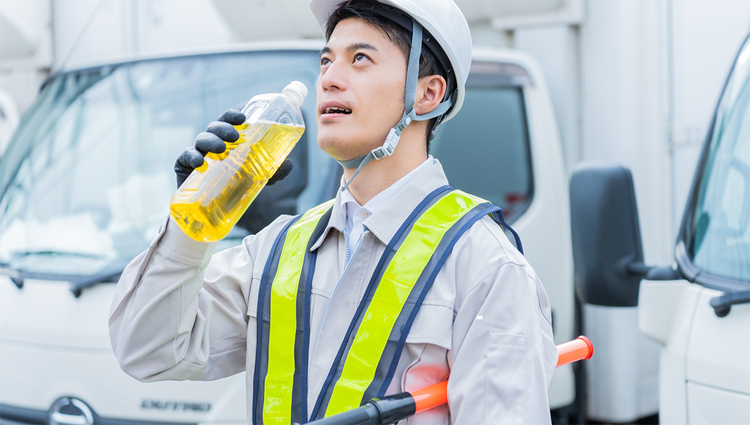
[109, 1, 557, 423]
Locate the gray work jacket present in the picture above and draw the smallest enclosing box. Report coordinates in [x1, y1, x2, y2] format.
[109, 159, 557, 424]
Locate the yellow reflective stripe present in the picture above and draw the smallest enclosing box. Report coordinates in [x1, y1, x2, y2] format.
[325, 190, 485, 416]
[264, 199, 334, 424]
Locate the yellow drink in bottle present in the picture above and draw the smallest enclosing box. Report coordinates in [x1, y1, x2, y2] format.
[170, 82, 308, 242]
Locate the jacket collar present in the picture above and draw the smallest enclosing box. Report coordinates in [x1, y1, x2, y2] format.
[309, 158, 450, 251]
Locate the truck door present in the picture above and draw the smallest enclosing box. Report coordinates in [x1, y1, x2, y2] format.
[652, 31, 750, 424]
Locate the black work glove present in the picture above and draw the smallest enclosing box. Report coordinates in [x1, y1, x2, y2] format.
[174, 108, 294, 188]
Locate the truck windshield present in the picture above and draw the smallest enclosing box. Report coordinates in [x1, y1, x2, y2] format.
[690, 36, 750, 284]
[0, 51, 325, 277]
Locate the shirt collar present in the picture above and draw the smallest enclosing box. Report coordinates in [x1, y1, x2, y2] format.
[340, 186, 363, 231]
[340, 156, 432, 226]
[310, 157, 450, 251]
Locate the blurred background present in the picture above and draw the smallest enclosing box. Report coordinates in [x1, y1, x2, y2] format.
[0, 1, 749, 424]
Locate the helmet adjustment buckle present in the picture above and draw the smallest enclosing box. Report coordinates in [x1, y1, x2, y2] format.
[372, 128, 399, 160]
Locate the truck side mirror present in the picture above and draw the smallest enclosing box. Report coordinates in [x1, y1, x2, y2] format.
[570, 163, 645, 307]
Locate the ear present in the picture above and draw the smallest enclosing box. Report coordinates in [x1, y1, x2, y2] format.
[414, 74, 447, 116]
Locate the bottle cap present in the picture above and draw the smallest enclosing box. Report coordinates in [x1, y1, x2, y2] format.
[283, 81, 308, 107]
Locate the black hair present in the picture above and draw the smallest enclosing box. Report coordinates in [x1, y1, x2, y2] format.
[324, 0, 452, 150]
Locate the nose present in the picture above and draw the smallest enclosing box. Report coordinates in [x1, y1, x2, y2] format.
[320, 58, 348, 93]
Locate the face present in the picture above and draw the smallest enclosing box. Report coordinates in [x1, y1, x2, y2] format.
[316, 18, 407, 162]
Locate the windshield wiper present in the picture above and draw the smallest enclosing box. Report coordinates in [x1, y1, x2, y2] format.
[0, 265, 25, 289]
[8, 250, 106, 260]
[69, 265, 126, 298]
[710, 289, 750, 317]
[0, 260, 126, 296]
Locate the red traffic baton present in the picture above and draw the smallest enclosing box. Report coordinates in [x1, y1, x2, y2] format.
[304, 336, 593, 425]
[555, 335, 593, 367]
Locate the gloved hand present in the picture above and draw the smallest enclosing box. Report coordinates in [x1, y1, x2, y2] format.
[175, 108, 294, 187]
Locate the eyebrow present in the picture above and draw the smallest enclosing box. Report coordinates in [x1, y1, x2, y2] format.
[319, 42, 380, 56]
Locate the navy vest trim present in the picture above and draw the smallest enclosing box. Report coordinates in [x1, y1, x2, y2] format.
[490, 210, 523, 254]
[252, 215, 298, 425]
[309, 185, 454, 419]
[252, 208, 332, 425]
[363, 202, 501, 402]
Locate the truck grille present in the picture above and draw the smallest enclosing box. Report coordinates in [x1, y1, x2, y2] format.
[0, 404, 195, 425]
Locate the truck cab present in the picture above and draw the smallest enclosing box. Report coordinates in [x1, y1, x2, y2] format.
[571, 33, 750, 424]
[0, 42, 577, 424]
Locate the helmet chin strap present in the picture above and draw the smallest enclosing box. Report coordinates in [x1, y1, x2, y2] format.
[338, 20, 453, 192]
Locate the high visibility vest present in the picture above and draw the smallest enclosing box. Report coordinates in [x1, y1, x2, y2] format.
[251, 185, 522, 424]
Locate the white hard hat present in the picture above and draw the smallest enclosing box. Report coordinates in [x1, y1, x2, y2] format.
[310, 0, 472, 123]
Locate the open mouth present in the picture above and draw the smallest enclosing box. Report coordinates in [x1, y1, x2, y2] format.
[323, 107, 352, 115]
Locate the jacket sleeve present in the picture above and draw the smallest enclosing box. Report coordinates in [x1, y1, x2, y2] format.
[108, 216, 264, 382]
[447, 255, 558, 424]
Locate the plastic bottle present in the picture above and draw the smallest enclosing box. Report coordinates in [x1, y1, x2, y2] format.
[170, 81, 308, 242]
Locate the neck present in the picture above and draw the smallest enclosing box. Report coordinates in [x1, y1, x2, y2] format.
[342, 125, 427, 205]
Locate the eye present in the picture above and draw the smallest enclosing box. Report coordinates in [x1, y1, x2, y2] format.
[354, 53, 368, 62]
[320, 57, 331, 66]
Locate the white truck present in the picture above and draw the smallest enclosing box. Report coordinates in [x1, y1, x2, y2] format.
[0, 42, 578, 424]
[570, 33, 750, 423]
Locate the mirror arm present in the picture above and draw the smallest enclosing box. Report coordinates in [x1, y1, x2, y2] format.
[625, 261, 652, 277]
[646, 265, 683, 281]
[626, 262, 683, 281]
